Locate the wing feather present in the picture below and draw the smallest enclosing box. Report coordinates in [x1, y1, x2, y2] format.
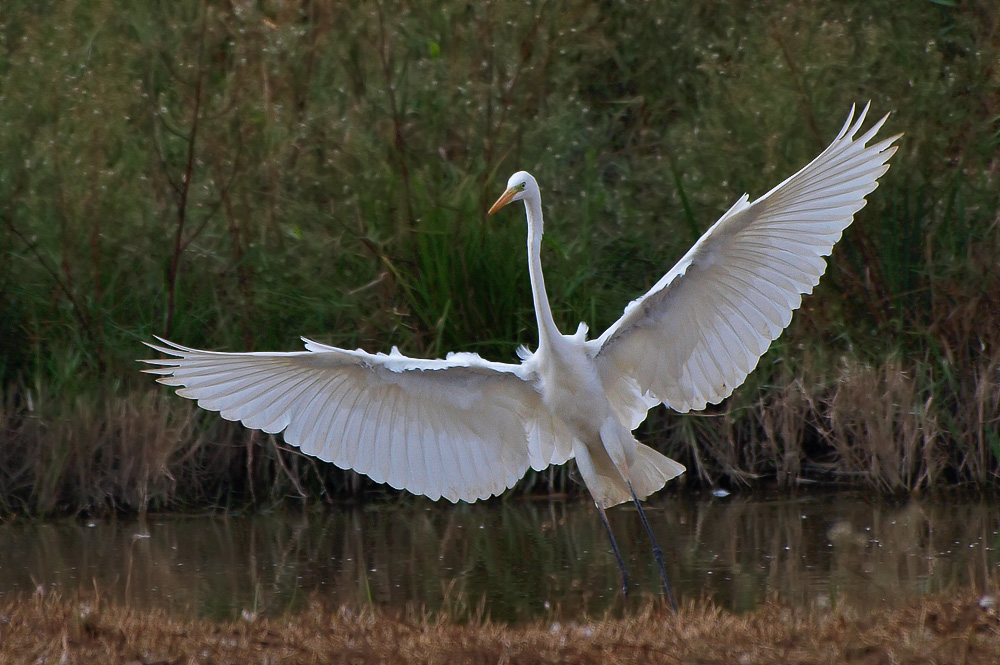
[414, 405, 437, 499]
[594, 103, 900, 414]
[389, 394, 410, 490]
[306, 378, 340, 440]
[297, 376, 333, 451]
[344, 381, 370, 460]
[142, 337, 569, 502]
[406, 397, 425, 491]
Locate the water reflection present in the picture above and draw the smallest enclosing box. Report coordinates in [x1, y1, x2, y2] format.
[0, 496, 997, 622]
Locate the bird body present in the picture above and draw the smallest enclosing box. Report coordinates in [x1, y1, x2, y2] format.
[144, 104, 899, 599]
[531, 321, 673, 509]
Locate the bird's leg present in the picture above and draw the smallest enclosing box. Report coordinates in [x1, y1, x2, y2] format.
[627, 482, 677, 611]
[596, 503, 629, 597]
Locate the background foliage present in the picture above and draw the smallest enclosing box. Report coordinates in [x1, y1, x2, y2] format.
[1, 0, 998, 514]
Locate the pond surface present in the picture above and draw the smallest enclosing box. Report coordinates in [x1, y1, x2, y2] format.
[1, 495, 997, 622]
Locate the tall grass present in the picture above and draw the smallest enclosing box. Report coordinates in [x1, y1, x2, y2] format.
[1, 0, 998, 514]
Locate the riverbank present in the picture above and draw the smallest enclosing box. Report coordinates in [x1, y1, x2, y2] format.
[2, 591, 998, 664]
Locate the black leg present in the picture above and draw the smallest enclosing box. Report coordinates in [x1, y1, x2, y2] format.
[596, 503, 629, 597]
[627, 482, 677, 611]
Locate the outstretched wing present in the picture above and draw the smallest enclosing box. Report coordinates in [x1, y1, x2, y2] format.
[593, 103, 900, 416]
[142, 338, 575, 502]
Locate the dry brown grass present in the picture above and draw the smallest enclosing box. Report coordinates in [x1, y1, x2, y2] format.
[685, 321, 1000, 493]
[1, 591, 998, 665]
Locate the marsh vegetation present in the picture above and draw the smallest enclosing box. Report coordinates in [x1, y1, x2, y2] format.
[1, 1, 998, 514]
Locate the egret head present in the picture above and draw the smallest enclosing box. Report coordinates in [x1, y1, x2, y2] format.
[488, 171, 538, 215]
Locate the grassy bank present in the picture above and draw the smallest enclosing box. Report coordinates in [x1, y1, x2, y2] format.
[1, 1, 998, 514]
[2, 591, 999, 664]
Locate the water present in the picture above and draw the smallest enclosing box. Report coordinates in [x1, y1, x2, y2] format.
[1, 495, 997, 622]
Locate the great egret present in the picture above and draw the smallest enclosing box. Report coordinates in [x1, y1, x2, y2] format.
[144, 104, 898, 607]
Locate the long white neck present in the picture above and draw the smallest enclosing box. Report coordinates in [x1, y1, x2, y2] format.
[524, 194, 561, 352]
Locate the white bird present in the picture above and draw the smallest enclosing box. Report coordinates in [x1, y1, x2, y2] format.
[144, 104, 899, 606]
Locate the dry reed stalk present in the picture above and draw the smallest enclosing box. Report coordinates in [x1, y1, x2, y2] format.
[758, 378, 809, 486]
[825, 359, 934, 491]
[1, 590, 998, 665]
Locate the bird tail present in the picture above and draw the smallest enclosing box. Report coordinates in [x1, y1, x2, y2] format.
[629, 443, 686, 502]
[579, 421, 686, 509]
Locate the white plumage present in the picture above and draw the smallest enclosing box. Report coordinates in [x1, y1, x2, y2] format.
[145, 339, 574, 502]
[144, 104, 899, 598]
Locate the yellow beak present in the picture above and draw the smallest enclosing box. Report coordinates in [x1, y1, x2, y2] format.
[488, 187, 519, 215]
